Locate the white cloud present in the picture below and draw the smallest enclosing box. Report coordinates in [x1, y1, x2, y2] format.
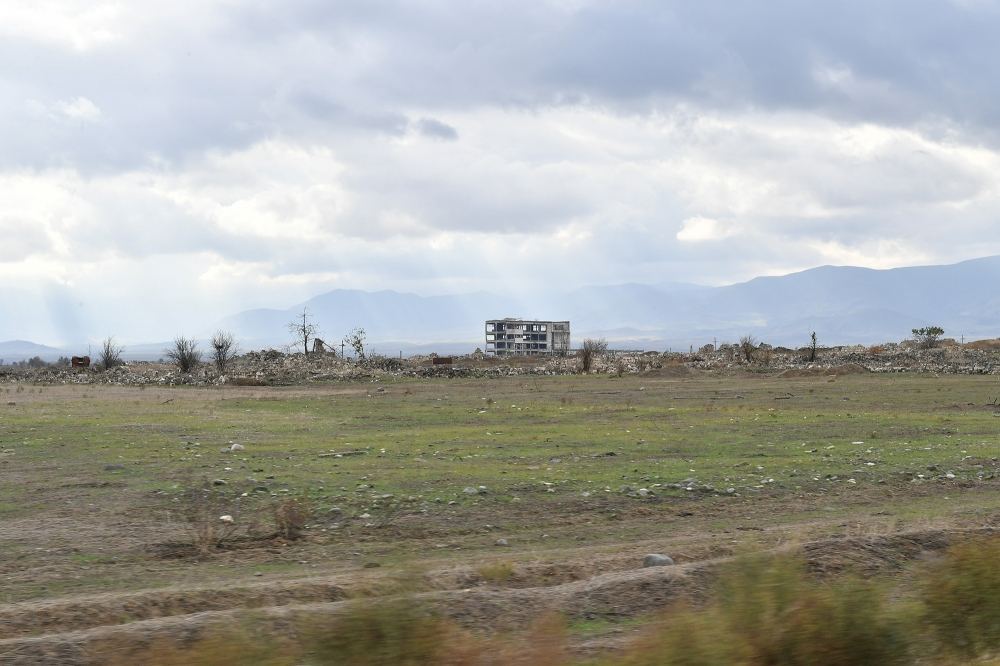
[676, 217, 733, 242]
[56, 97, 102, 121]
[0, 1, 124, 51]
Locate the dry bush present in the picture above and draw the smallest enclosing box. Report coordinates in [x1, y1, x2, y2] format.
[920, 536, 1000, 658]
[211, 330, 239, 374]
[98, 336, 124, 371]
[171, 482, 257, 555]
[579, 338, 608, 373]
[165, 336, 202, 373]
[273, 498, 313, 540]
[738, 335, 757, 364]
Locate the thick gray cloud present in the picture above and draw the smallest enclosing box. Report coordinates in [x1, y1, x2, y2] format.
[4, 0, 1000, 344]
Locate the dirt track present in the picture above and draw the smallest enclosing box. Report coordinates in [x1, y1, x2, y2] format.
[0, 525, 992, 665]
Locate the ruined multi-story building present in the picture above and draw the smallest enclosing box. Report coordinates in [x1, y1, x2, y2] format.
[485, 319, 570, 356]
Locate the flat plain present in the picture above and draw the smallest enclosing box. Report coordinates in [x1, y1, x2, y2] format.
[1, 370, 998, 661]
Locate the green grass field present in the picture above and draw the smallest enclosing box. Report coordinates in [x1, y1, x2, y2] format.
[0, 372, 998, 604]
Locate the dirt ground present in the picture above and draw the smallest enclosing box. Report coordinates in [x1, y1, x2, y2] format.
[0, 374, 998, 663]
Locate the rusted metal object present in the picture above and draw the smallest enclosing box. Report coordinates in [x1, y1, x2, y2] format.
[432, 357, 453, 365]
[71, 356, 91, 368]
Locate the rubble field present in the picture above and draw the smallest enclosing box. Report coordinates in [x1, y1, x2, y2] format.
[3, 339, 999, 386]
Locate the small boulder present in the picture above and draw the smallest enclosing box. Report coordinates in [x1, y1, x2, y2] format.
[219, 515, 234, 524]
[643, 553, 674, 568]
[495, 538, 509, 547]
[212, 478, 228, 486]
[462, 486, 480, 495]
[230, 443, 245, 452]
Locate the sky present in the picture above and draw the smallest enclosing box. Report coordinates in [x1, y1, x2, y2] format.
[5, 0, 1000, 344]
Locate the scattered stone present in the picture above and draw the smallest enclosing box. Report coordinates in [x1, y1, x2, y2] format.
[219, 515, 234, 524]
[229, 443, 245, 452]
[212, 479, 227, 486]
[495, 538, 509, 547]
[643, 553, 674, 567]
[463, 486, 481, 495]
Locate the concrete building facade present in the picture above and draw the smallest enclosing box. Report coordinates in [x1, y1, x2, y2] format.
[485, 319, 570, 356]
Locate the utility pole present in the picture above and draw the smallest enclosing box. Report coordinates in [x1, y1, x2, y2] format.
[341, 340, 346, 357]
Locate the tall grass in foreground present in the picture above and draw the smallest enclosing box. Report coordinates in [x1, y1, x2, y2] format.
[612, 556, 904, 666]
[920, 536, 1000, 658]
[94, 535, 1000, 665]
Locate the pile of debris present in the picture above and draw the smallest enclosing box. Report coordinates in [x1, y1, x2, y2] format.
[5, 340, 1000, 386]
[688, 340, 1000, 375]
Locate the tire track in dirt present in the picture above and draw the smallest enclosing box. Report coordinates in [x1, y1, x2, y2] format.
[0, 528, 991, 665]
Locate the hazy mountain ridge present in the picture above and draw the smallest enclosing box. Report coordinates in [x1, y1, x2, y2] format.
[222, 256, 1000, 352]
[5, 257, 1000, 360]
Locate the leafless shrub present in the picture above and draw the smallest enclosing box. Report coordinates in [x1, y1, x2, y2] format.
[739, 335, 757, 364]
[172, 482, 255, 555]
[211, 330, 239, 374]
[579, 337, 608, 373]
[98, 336, 124, 371]
[273, 498, 313, 540]
[165, 336, 202, 373]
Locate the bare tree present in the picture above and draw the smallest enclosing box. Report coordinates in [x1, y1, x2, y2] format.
[343, 327, 367, 360]
[579, 337, 608, 373]
[739, 335, 757, 364]
[98, 337, 124, 371]
[211, 330, 239, 374]
[166, 336, 202, 372]
[287, 307, 319, 355]
[808, 331, 818, 362]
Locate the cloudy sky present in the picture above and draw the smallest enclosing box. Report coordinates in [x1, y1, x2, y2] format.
[5, 0, 1000, 344]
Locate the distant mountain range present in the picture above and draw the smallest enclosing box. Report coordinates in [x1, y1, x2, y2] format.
[5, 256, 1000, 360]
[0, 340, 67, 363]
[222, 256, 1000, 354]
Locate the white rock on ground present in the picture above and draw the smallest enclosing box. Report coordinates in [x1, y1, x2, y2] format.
[643, 553, 674, 567]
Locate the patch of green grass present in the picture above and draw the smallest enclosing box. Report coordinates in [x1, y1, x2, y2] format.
[1, 375, 999, 601]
